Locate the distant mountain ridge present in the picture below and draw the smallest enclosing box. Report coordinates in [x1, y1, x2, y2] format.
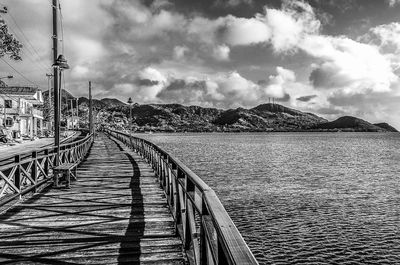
[48, 92, 397, 132]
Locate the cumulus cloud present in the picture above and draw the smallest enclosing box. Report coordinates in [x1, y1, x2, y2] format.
[186, 0, 319, 51]
[154, 72, 258, 107]
[262, 67, 295, 98]
[219, 15, 271, 46]
[363, 22, 400, 54]
[134, 67, 167, 101]
[305, 36, 397, 93]
[266, 0, 321, 52]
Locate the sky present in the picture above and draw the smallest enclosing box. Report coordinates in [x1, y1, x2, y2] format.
[1, 0, 400, 128]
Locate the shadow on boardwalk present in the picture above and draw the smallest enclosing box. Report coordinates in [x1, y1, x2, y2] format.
[112, 139, 145, 264]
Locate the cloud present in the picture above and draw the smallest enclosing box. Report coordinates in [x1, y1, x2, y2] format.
[266, 0, 321, 52]
[297, 95, 317, 102]
[133, 68, 291, 108]
[363, 22, 400, 53]
[262, 66, 296, 99]
[4, 0, 400, 128]
[155, 72, 261, 108]
[173, 45, 189, 60]
[386, 0, 400, 6]
[134, 67, 167, 101]
[213, 45, 230, 61]
[214, 0, 254, 8]
[304, 35, 397, 93]
[219, 15, 271, 46]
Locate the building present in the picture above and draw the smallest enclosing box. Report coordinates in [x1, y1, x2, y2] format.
[0, 86, 44, 139]
[66, 116, 79, 130]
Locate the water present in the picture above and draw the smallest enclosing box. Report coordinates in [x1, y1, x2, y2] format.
[141, 132, 400, 264]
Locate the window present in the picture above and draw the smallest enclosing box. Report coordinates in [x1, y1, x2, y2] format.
[4, 100, 12, 108]
[5, 117, 13, 127]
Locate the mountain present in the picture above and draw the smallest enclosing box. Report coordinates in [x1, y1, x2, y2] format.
[213, 103, 327, 131]
[313, 116, 390, 132]
[100, 98, 126, 107]
[96, 103, 328, 132]
[78, 97, 107, 110]
[43, 88, 75, 102]
[373, 123, 399, 132]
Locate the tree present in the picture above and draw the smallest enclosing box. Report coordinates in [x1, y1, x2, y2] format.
[0, 18, 22, 60]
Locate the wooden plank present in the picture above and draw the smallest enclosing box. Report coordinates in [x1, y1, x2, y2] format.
[0, 133, 186, 265]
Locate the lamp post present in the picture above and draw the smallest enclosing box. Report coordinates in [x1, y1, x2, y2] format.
[127, 97, 133, 148]
[0, 75, 13, 79]
[0, 75, 13, 87]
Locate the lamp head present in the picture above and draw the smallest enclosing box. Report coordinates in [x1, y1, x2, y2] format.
[127, 97, 133, 105]
[53, 54, 70, 69]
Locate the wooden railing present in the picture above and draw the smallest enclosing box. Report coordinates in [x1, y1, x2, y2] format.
[0, 132, 94, 207]
[106, 128, 258, 265]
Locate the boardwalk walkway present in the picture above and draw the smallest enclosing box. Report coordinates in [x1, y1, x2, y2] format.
[0, 133, 185, 264]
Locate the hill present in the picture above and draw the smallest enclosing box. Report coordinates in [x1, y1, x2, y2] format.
[373, 123, 399, 132]
[313, 116, 389, 132]
[100, 98, 126, 107]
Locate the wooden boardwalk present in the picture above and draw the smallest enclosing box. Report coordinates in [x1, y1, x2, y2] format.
[0, 133, 185, 264]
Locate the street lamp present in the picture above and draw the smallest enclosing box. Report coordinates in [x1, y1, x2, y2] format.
[127, 97, 133, 148]
[0, 75, 13, 87]
[53, 55, 70, 70]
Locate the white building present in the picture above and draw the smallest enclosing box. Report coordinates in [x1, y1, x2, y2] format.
[66, 116, 79, 130]
[0, 87, 44, 139]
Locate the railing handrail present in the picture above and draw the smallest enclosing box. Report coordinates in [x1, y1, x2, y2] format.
[0, 132, 94, 207]
[0, 131, 83, 163]
[106, 128, 258, 265]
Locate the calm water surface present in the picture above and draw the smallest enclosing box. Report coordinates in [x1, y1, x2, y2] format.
[141, 132, 400, 265]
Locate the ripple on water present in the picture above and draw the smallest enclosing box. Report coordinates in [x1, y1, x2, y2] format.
[142, 132, 400, 264]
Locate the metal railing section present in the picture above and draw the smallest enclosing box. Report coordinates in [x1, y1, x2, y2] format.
[0, 132, 94, 207]
[106, 128, 258, 265]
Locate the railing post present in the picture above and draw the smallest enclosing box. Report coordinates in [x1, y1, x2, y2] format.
[184, 177, 195, 250]
[44, 149, 49, 177]
[31, 151, 38, 192]
[14, 155, 21, 197]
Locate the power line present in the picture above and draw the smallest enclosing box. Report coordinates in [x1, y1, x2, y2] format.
[0, 57, 38, 86]
[6, 10, 51, 72]
[0, 16, 50, 74]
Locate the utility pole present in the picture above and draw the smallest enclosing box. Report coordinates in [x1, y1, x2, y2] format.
[69, 99, 73, 129]
[89, 81, 93, 134]
[46, 73, 53, 131]
[52, 0, 60, 166]
[76, 98, 79, 129]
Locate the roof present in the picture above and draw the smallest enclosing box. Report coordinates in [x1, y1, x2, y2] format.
[0, 86, 43, 104]
[0, 86, 39, 95]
